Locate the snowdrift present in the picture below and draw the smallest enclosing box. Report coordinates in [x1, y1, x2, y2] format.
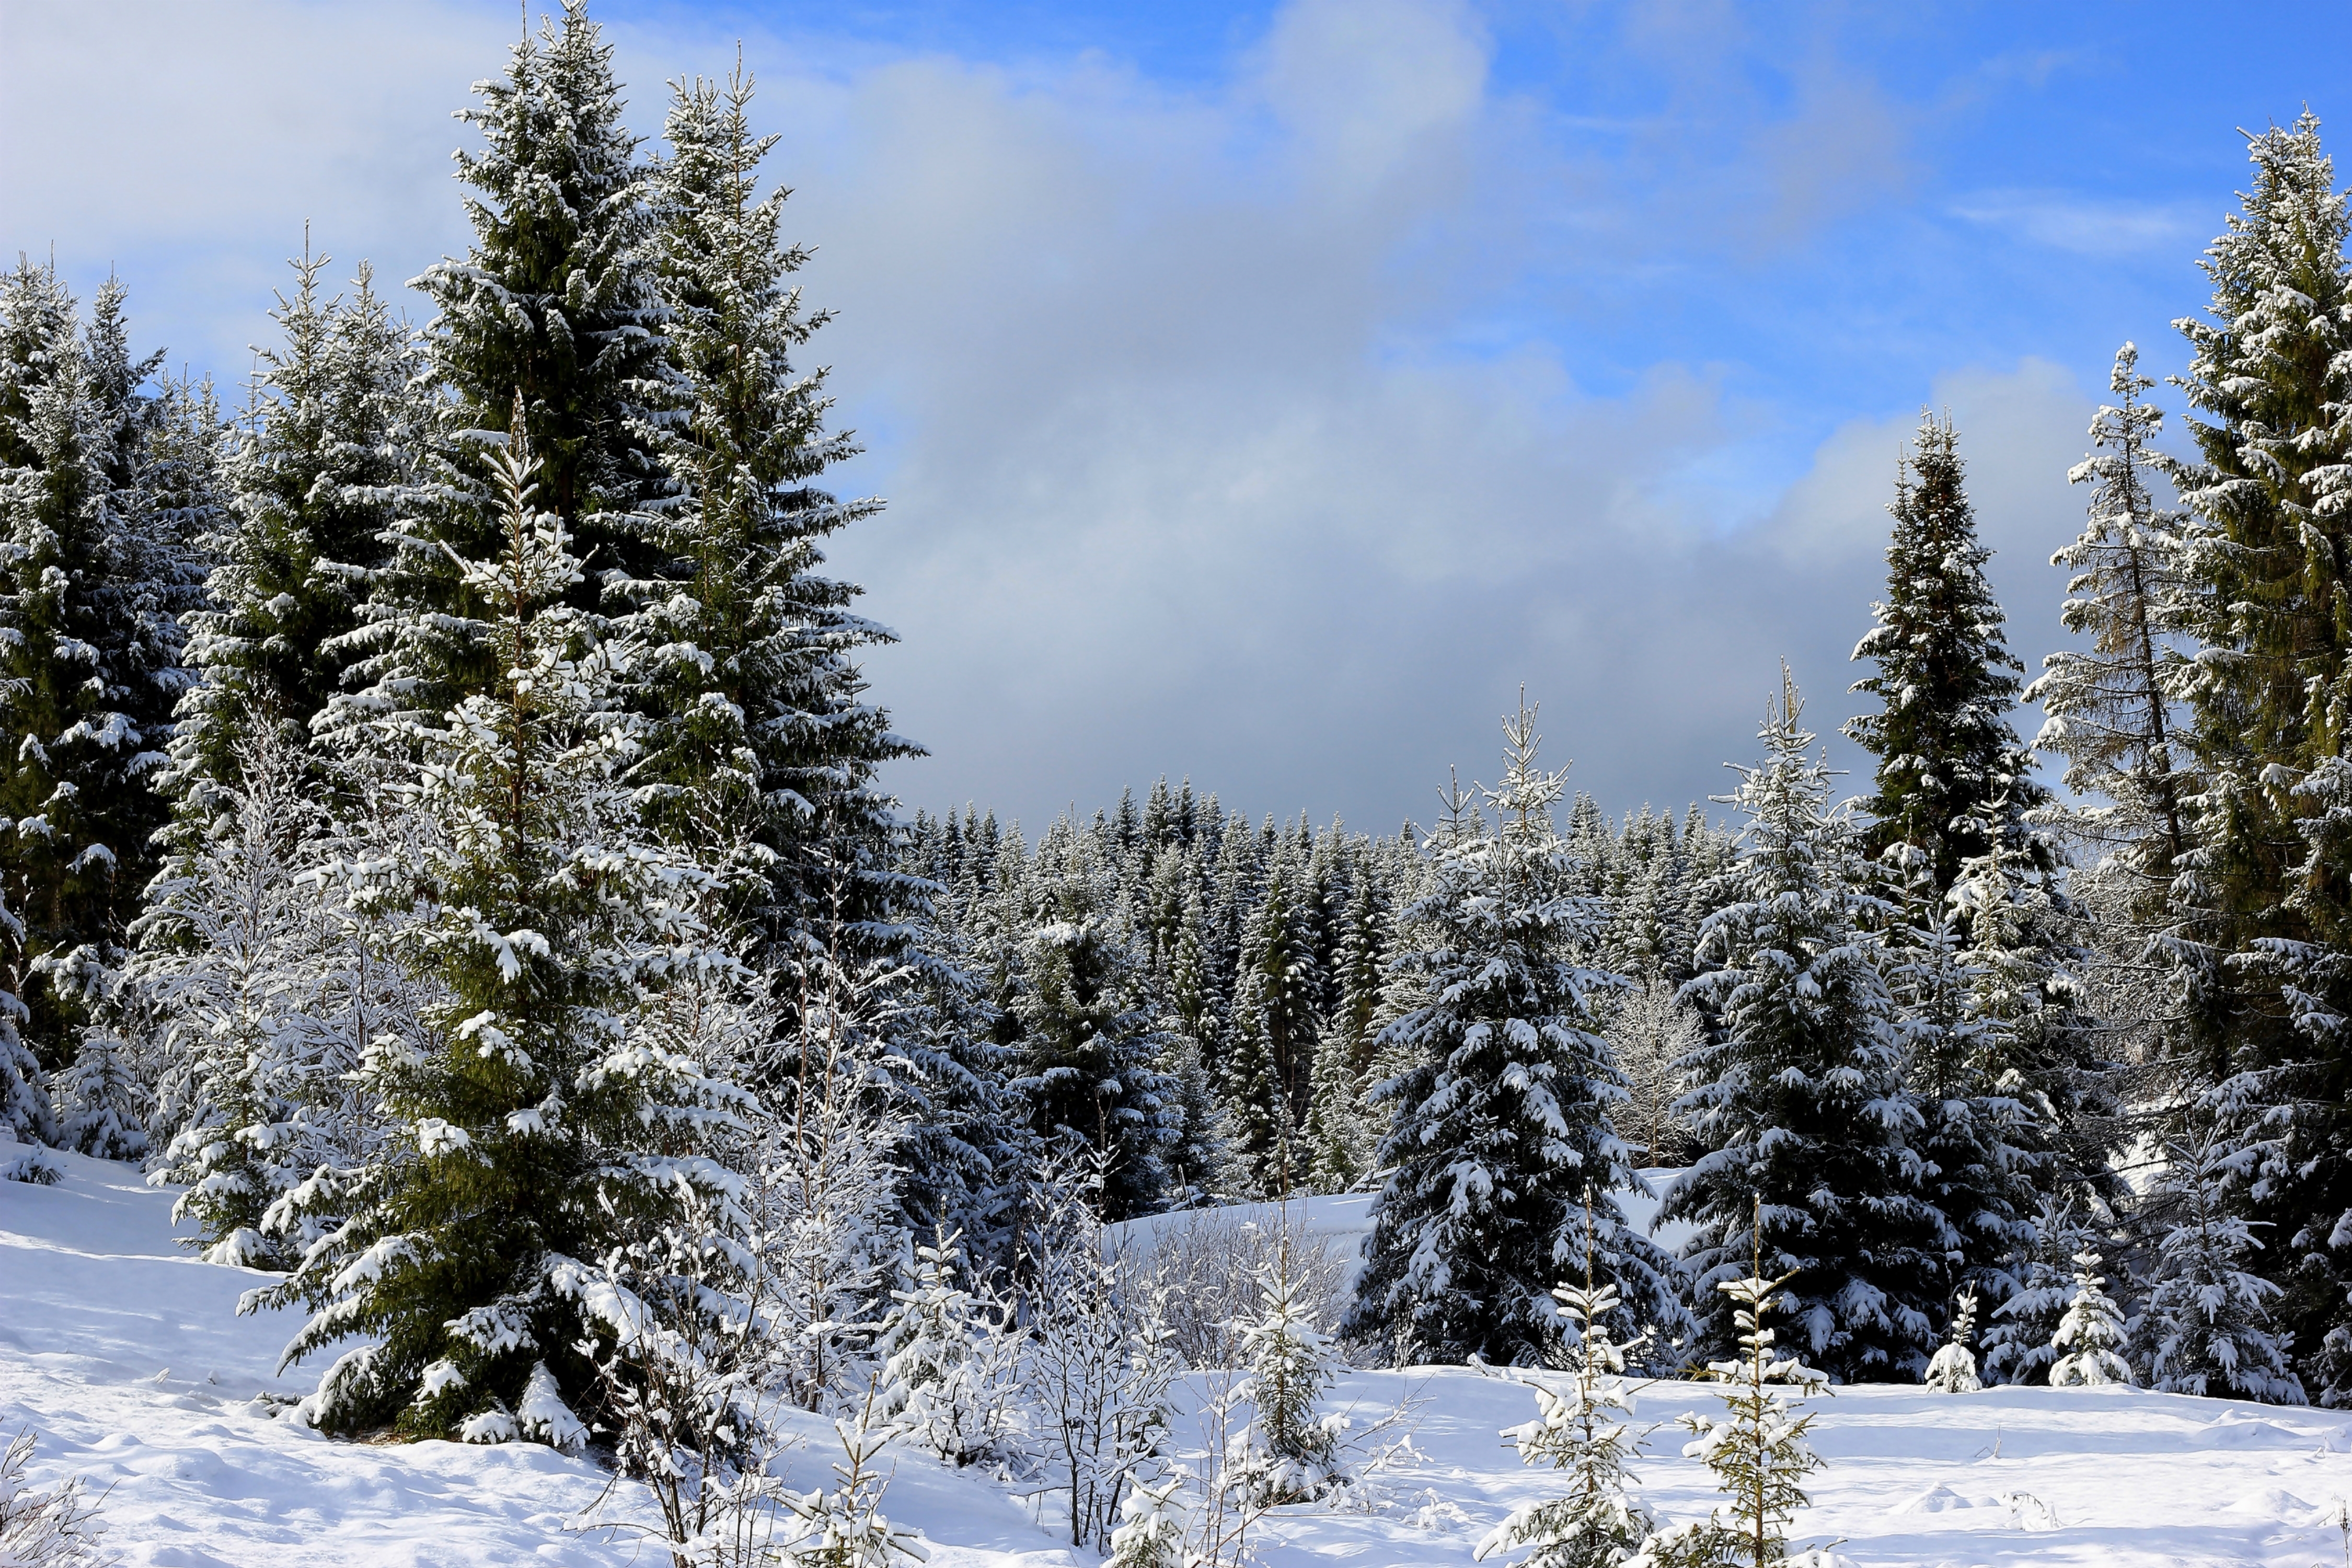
[4, 1151, 2349, 1565]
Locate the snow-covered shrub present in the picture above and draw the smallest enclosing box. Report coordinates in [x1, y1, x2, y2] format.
[1018, 1146, 1179, 1553]
[1982, 1194, 2101, 1385]
[1630, 1265, 1831, 1568]
[0, 1425, 109, 1566]
[1127, 1204, 1352, 1370]
[2048, 1252, 2133, 1388]
[1477, 1260, 1656, 1568]
[1923, 1290, 1982, 1393]
[0, 1134, 61, 1186]
[770, 1391, 927, 1568]
[1103, 1475, 1185, 1568]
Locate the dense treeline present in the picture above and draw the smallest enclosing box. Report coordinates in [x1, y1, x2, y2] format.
[2, 7, 2348, 1503]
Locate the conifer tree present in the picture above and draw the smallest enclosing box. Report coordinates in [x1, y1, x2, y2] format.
[1630, 1251, 1831, 1568]
[1883, 881, 2042, 1316]
[256, 418, 752, 1440]
[0, 265, 206, 1070]
[2046, 1252, 2132, 1388]
[340, 0, 673, 733]
[1664, 673, 1943, 1382]
[1345, 701, 1680, 1366]
[1923, 1290, 1981, 1393]
[2131, 1130, 2303, 1402]
[1477, 1204, 1658, 1568]
[627, 64, 914, 961]
[1008, 818, 1178, 1221]
[169, 248, 416, 816]
[1220, 847, 1320, 1194]
[1979, 1193, 2101, 1387]
[1847, 413, 2043, 895]
[2025, 342, 2193, 937]
[2157, 112, 2352, 1399]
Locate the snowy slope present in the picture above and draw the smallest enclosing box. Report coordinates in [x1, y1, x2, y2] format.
[6, 1150, 2351, 1565]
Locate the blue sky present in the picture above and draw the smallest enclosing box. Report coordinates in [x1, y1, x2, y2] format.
[4, 0, 2346, 831]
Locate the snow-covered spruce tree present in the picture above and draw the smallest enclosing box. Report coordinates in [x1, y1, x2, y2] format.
[1009, 819, 1178, 1222]
[255, 419, 753, 1442]
[1882, 875, 2042, 1318]
[1662, 672, 1943, 1383]
[168, 248, 416, 822]
[1345, 700, 1681, 1367]
[340, 0, 673, 741]
[1979, 1193, 2101, 1387]
[1847, 410, 2046, 897]
[0, 883, 55, 1151]
[2156, 112, 2352, 1398]
[2047, 1251, 2132, 1388]
[629, 64, 915, 969]
[1230, 1233, 1346, 1506]
[2025, 341, 2194, 944]
[0, 264, 206, 1071]
[2131, 1129, 2303, 1402]
[1923, 1290, 1981, 1393]
[1629, 1255, 1831, 1568]
[1477, 1208, 1658, 1568]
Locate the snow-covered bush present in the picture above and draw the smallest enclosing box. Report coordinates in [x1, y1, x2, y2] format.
[2047, 1252, 2133, 1388]
[1923, 1290, 1981, 1393]
[773, 1392, 927, 1567]
[0, 1425, 109, 1566]
[1018, 1147, 1179, 1553]
[1126, 1205, 1352, 1370]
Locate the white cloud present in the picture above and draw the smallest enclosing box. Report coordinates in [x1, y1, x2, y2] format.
[1950, 191, 2204, 257]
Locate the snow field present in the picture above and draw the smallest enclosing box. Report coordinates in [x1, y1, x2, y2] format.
[5, 1150, 2350, 1566]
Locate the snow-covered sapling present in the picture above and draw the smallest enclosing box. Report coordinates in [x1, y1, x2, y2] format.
[1924, 1291, 1982, 1394]
[1104, 1477, 1185, 1568]
[1478, 1195, 1657, 1568]
[2131, 1132, 2303, 1403]
[774, 1387, 928, 1567]
[2047, 1252, 2132, 1388]
[1231, 1229, 1347, 1505]
[0, 1425, 109, 1567]
[872, 1227, 1027, 1469]
[1630, 1240, 1832, 1568]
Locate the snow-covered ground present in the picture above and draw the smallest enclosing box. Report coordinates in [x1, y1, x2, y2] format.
[5, 1149, 2349, 1565]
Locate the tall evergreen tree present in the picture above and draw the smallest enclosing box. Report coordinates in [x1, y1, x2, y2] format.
[1219, 845, 1321, 1194]
[334, 0, 674, 736]
[2026, 342, 2193, 938]
[1847, 412, 2044, 895]
[627, 64, 915, 961]
[170, 248, 416, 819]
[256, 419, 751, 1439]
[1345, 703, 1681, 1366]
[2159, 112, 2352, 1400]
[0, 266, 206, 1071]
[1663, 673, 1943, 1382]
